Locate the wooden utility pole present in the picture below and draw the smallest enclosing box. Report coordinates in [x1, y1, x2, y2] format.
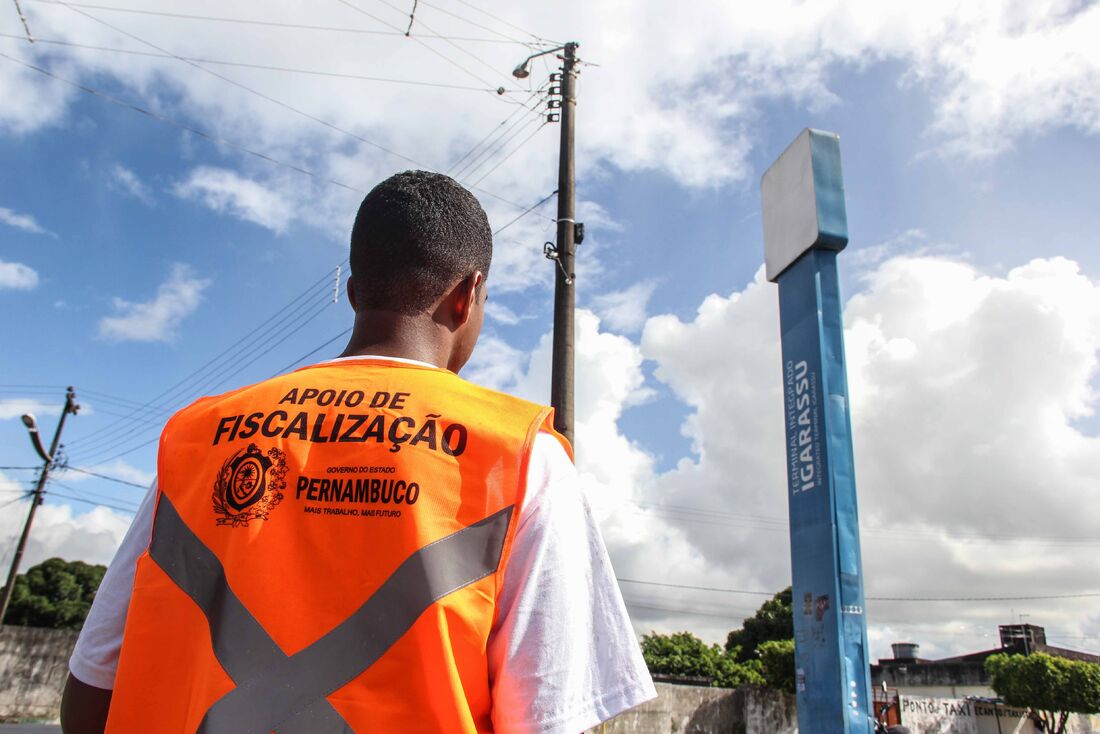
[550, 41, 578, 446]
[0, 387, 78, 627]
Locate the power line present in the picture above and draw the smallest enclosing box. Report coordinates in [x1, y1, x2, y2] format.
[492, 190, 556, 235]
[617, 578, 1100, 603]
[271, 327, 354, 377]
[0, 51, 550, 220]
[0, 33, 521, 93]
[44, 489, 138, 515]
[369, 0, 518, 87]
[446, 82, 548, 175]
[59, 466, 149, 489]
[21, 0, 528, 43]
[333, 0, 499, 90]
[54, 1, 428, 166]
[72, 297, 339, 466]
[414, 0, 530, 45]
[468, 120, 548, 186]
[67, 264, 340, 450]
[0, 51, 366, 193]
[446, 0, 561, 46]
[452, 103, 544, 180]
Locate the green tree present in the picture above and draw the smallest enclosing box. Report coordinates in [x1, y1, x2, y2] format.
[758, 638, 796, 694]
[2, 557, 106, 630]
[640, 631, 763, 689]
[725, 587, 793, 662]
[986, 653, 1100, 734]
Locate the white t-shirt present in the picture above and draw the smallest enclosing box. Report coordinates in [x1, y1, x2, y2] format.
[70, 358, 656, 734]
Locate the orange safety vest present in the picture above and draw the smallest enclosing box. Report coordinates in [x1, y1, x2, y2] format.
[105, 359, 570, 734]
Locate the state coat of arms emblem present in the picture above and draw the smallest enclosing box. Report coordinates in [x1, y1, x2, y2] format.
[212, 443, 287, 526]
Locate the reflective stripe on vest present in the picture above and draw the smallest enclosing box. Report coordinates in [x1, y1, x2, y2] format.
[149, 492, 514, 734]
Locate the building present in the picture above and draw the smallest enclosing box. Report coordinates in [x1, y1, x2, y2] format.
[871, 623, 1100, 698]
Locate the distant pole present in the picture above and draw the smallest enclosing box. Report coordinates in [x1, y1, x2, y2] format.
[0, 387, 78, 626]
[549, 41, 578, 446]
[760, 129, 872, 731]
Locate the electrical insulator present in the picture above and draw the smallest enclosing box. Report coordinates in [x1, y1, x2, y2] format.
[547, 99, 562, 109]
[549, 85, 561, 96]
[546, 113, 560, 123]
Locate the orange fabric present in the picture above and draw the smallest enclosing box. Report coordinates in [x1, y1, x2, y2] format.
[106, 359, 567, 733]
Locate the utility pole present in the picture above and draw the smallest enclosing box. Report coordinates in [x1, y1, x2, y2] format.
[549, 41, 578, 446]
[0, 387, 79, 627]
[510, 41, 581, 446]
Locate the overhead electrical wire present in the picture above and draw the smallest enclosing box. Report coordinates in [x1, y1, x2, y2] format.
[446, 0, 562, 46]
[44, 488, 138, 514]
[53, 1, 430, 165]
[21, 0, 528, 44]
[468, 120, 548, 186]
[66, 264, 343, 451]
[492, 190, 556, 236]
[0, 53, 549, 218]
[70, 296, 339, 465]
[366, 0, 519, 87]
[617, 578, 1100, 603]
[0, 33, 521, 93]
[333, 0, 499, 90]
[0, 52, 367, 193]
[414, 0, 531, 46]
[446, 82, 548, 175]
[451, 104, 545, 180]
[271, 327, 354, 378]
[58, 466, 149, 489]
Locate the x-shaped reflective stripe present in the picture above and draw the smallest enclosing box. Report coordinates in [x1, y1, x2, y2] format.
[149, 494, 513, 734]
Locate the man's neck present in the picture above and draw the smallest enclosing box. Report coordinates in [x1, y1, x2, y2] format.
[338, 309, 450, 369]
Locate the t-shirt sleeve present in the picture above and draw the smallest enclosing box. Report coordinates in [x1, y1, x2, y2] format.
[68, 479, 158, 690]
[488, 432, 656, 734]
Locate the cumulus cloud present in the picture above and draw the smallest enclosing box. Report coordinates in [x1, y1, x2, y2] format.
[0, 206, 51, 235]
[0, 486, 135, 569]
[637, 254, 1100, 654]
[1, 0, 1094, 266]
[592, 280, 659, 334]
[473, 253, 1100, 653]
[174, 167, 293, 233]
[98, 263, 210, 342]
[0, 398, 61, 421]
[109, 165, 154, 205]
[0, 259, 39, 289]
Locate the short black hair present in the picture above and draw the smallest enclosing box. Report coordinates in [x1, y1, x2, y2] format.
[350, 170, 492, 314]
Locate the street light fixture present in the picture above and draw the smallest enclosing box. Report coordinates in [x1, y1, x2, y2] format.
[21, 413, 51, 462]
[511, 45, 568, 80]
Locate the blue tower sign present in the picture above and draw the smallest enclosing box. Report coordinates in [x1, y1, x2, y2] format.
[760, 129, 872, 732]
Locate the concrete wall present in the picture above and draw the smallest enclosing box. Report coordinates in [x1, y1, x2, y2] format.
[900, 695, 1100, 734]
[0, 625, 77, 722]
[587, 683, 796, 734]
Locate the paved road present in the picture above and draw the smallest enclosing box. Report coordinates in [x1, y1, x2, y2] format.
[0, 726, 61, 733]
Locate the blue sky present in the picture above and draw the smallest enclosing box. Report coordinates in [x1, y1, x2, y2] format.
[3, 0, 1100, 658]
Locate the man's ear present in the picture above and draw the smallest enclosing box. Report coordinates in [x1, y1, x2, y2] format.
[346, 277, 358, 311]
[452, 272, 484, 326]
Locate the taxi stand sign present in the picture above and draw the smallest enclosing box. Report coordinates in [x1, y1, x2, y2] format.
[760, 128, 873, 732]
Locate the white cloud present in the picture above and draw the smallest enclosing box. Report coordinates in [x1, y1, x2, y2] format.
[0, 259, 39, 289]
[174, 167, 293, 233]
[109, 164, 154, 204]
[637, 253, 1100, 652]
[98, 263, 210, 342]
[1, 0, 1093, 251]
[0, 398, 61, 421]
[0, 206, 51, 235]
[592, 280, 659, 334]
[0, 491, 135, 570]
[474, 252, 1100, 651]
